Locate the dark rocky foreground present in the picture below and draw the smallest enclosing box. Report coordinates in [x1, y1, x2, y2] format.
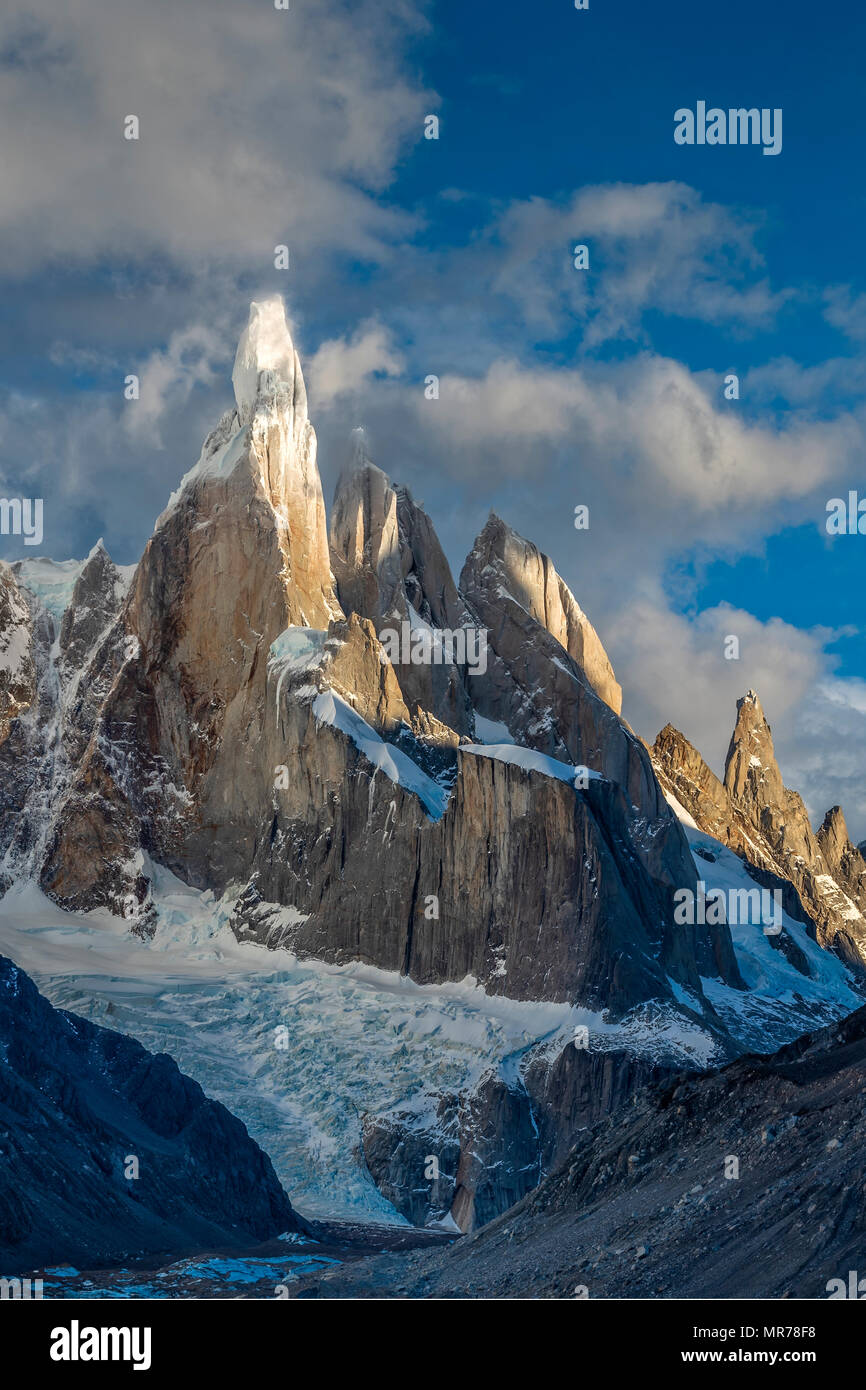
[287, 1007, 866, 1299]
[0, 955, 303, 1273]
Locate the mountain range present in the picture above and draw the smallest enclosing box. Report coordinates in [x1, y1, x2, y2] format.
[1, 297, 865, 1281]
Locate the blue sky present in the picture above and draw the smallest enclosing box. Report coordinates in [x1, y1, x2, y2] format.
[1, 0, 865, 832]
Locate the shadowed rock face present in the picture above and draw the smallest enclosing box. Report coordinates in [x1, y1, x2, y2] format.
[360, 1046, 680, 1233]
[289, 1007, 866, 1299]
[58, 542, 127, 678]
[0, 954, 301, 1273]
[361, 1073, 541, 1233]
[330, 440, 474, 736]
[652, 694, 866, 968]
[227, 623, 742, 1010]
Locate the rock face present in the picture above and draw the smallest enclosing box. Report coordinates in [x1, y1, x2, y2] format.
[4, 297, 862, 1237]
[0, 564, 35, 746]
[361, 1073, 541, 1232]
[21, 297, 732, 1022]
[463, 515, 622, 716]
[652, 691, 866, 968]
[360, 1045, 678, 1232]
[329, 438, 475, 737]
[40, 297, 344, 913]
[0, 955, 301, 1273]
[299, 1005, 866, 1299]
[230, 617, 741, 1009]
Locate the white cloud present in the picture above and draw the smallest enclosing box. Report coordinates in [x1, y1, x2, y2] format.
[308, 322, 404, 408]
[608, 593, 826, 771]
[824, 285, 866, 343]
[485, 182, 792, 342]
[404, 353, 863, 513]
[0, 0, 431, 276]
[124, 321, 230, 445]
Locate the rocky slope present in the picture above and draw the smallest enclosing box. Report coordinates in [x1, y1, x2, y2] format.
[652, 691, 866, 969]
[288, 1005, 866, 1299]
[0, 954, 302, 1273]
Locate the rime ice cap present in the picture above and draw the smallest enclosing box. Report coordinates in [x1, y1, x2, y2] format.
[232, 298, 297, 424]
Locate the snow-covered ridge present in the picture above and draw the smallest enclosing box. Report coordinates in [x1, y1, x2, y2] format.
[666, 810, 862, 1049]
[13, 544, 137, 629]
[312, 688, 449, 820]
[463, 742, 602, 787]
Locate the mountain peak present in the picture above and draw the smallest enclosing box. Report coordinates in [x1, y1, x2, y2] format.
[349, 426, 373, 466]
[461, 512, 622, 714]
[231, 298, 297, 423]
[84, 537, 111, 567]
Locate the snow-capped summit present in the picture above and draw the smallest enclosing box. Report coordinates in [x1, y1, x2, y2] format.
[231, 297, 300, 425]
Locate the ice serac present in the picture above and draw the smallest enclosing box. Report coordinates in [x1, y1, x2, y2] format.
[652, 693, 866, 969]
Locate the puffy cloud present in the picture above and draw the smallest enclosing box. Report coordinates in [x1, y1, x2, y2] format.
[308, 322, 404, 409]
[396, 353, 863, 513]
[778, 677, 866, 842]
[607, 593, 826, 770]
[0, 0, 430, 276]
[123, 320, 231, 444]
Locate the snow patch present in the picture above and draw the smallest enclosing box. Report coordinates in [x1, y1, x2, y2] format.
[472, 714, 514, 745]
[312, 689, 448, 820]
[663, 788, 699, 830]
[462, 742, 601, 787]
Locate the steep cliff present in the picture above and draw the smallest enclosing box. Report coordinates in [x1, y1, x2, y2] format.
[0, 954, 301, 1273]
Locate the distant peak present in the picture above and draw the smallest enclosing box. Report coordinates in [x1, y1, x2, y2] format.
[232, 298, 297, 422]
[736, 688, 765, 717]
[349, 426, 374, 468]
[335, 428, 390, 493]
